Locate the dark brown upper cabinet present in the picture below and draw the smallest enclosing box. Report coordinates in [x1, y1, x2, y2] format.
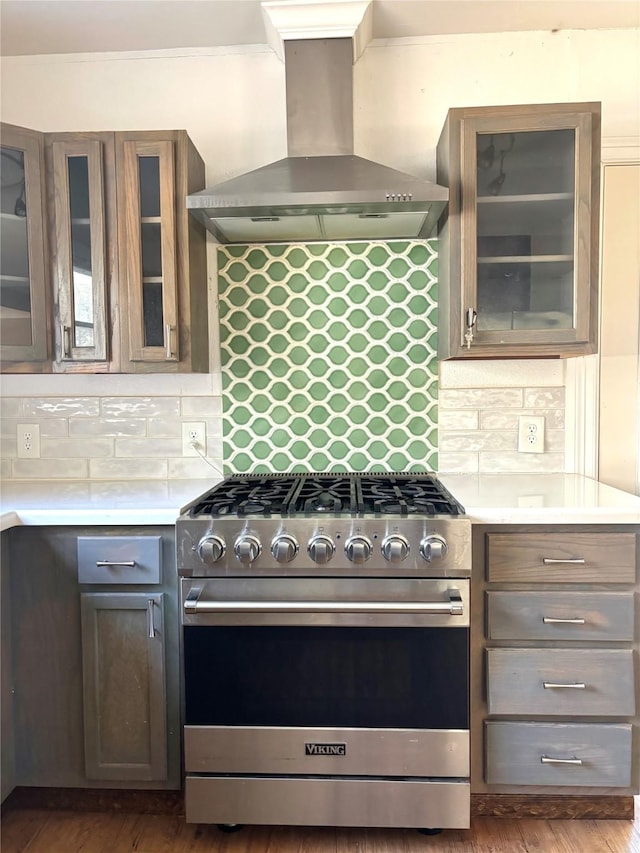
[1, 125, 208, 374]
[437, 103, 601, 359]
[0, 123, 50, 369]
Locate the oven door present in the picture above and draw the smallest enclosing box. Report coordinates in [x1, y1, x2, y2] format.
[181, 577, 469, 780]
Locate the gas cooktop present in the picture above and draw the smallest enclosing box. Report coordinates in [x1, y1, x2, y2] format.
[186, 472, 465, 519]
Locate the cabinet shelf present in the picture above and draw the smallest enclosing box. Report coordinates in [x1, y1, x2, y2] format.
[478, 255, 574, 264]
[477, 192, 574, 205]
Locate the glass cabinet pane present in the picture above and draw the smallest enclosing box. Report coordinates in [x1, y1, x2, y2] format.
[0, 145, 32, 347]
[138, 156, 164, 348]
[475, 128, 576, 332]
[67, 156, 95, 348]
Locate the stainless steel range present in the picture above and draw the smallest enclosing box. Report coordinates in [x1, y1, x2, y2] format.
[176, 472, 471, 832]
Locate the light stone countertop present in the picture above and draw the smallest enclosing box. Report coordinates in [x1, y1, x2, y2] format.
[1, 474, 639, 532]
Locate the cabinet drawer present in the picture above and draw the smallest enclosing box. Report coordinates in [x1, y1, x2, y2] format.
[487, 591, 634, 641]
[486, 648, 635, 716]
[485, 721, 632, 787]
[486, 532, 636, 583]
[77, 536, 161, 584]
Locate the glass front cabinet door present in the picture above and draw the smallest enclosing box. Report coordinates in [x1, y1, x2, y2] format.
[437, 103, 600, 358]
[48, 133, 116, 369]
[0, 123, 49, 367]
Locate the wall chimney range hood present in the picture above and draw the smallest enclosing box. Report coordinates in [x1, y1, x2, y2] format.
[187, 2, 448, 244]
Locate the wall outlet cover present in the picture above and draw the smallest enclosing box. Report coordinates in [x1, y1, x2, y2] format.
[182, 422, 207, 456]
[17, 423, 41, 458]
[517, 416, 545, 454]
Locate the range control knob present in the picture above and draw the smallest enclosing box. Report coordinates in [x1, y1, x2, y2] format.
[308, 535, 335, 565]
[420, 534, 448, 562]
[381, 534, 410, 563]
[197, 534, 226, 565]
[271, 534, 299, 563]
[345, 535, 373, 564]
[234, 534, 262, 564]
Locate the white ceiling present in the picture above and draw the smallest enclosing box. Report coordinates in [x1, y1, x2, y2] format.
[1, 0, 638, 57]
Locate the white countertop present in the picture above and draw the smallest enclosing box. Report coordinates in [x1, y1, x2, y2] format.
[1, 474, 639, 532]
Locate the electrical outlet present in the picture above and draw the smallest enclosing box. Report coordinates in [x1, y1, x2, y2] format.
[182, 422, 206, 457]
[17, 423, 41, 458]
[518, 416, 545, 454]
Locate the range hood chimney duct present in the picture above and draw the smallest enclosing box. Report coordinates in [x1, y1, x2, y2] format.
[187, 28, 448, 243]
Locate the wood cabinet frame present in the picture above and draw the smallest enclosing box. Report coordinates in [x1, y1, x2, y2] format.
[0, 123, 50, 368]
[437, 103, 601, 359]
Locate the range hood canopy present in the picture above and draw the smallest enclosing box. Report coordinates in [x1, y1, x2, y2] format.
[187, 2, 448, 244]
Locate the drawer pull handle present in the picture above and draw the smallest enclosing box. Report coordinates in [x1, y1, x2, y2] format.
[147, 598, 155, 638]
[542, 616, 586, 624]
[541, 755, 583, 766]
[542, 558, 586, 565]
[95, 560, 136, 568]
[543, 681, 586, 690]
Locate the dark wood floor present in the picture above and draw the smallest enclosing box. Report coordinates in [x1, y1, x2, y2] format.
[2, 808, 640, 853]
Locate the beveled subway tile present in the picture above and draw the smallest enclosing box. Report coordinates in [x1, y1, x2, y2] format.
[169, 456, 224, 479]
[90, 458, 168, 479]
[438, 410, 479, 430]
[0, 397, 21, 418]
[41, 438, 113, 458]
[100, 398, 180, 417]
[181, 396, 223, 417]
[479, 451, 565, 473]
[115, 438, 183, 458]
[0, 457, 10, 480]
[439, 431, 516, 452]
[439, 359, 564, 389]
[1, 418, 68, 440]
[437, 451, 479, 473]
[69, 418, 147, 438]
[12, 458, 88, 479]
[524, 387, 566, 408]
[439, 388, 523, 409]
[480, 408, 565, 430]
[22, 397, 100, 418]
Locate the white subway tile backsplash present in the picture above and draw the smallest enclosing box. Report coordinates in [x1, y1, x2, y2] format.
[69, 418, 147, 437]
[181, 396, 223, 417]
[440, 360, 564, 389]
[101, 397, 181, 417]
[439, 388, 523, 409]
[41, 438, 114, 458]
[479, 451, 565, 473]
[115, 438, 183, 458]
[0, 397, 21, 419]
[13, 458, 89, 479]
[479, 408, 565, 430]
[168, 456, 224, 479]
[437, 451, 480, 474]
[439, 431, 516, 452]
[22, 398, 100, 418]
[89, 458, 169, 479]
[438, 410, 479, 430]
[524, 387, 566, 408]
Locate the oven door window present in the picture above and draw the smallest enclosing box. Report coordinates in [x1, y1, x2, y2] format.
[184, 626, 468, 729]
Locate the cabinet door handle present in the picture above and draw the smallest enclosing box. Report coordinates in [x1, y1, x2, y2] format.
[165, 324, 174, 359]
[542, 616, 586, 624]
[61, 324, 71, 358]
[147, 598, 155, 638]
[543, 681, 586, 689]
[543, 558, 586, 565]
[95, 560, 136, 568]
[541, 755, 583, 766]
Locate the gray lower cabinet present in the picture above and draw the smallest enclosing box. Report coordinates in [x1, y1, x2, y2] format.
[80, 592, 167, 782]
[476, 524, 639, 795]
[7, 526, 180, 791]
[1, 534, 15, 802]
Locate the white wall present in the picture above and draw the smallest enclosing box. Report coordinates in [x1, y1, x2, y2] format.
[1, 28, 639, 480]
[2, 29, 638, 184]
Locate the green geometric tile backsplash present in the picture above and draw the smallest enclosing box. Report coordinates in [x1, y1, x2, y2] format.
[218, 240, 439, 474]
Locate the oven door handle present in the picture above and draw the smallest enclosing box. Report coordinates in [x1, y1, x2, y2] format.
[183, 587, 464, 616]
